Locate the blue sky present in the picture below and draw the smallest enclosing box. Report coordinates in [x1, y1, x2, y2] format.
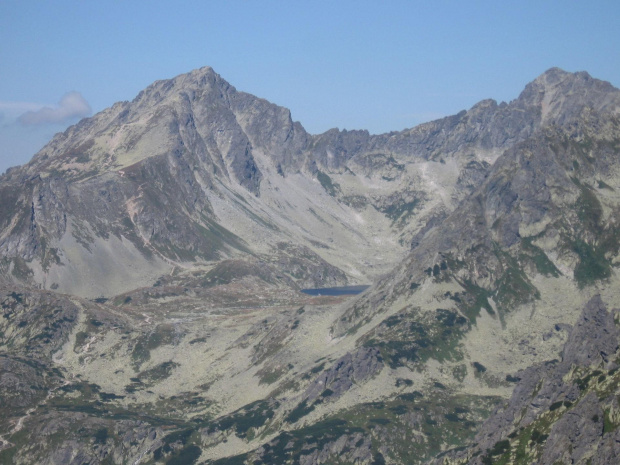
[1, 0, 619, 174]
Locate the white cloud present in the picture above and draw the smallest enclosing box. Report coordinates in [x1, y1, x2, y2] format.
[0, 101, 44, 113]
[18, 92, 91, 126]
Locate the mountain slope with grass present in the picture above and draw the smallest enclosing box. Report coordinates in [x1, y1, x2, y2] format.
[4, 68, 615, 298]
[432, 295, 620, 465]
[1, 67, 620, 464]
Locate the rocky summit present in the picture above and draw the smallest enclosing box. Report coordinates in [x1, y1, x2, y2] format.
[1, 67, 620, 465]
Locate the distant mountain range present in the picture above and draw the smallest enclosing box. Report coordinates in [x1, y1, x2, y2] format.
[1, 67, 619, 464]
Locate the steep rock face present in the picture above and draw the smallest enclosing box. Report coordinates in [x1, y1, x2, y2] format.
[302, 347, 383, 403]
[562, 295, 619, 366]
[313, 72, 620, 464]
[520, 67, 620, 126]
[25, 68, 269, 188]
[433, 295, 620, 465]
[4, 67, 617, 298]
[335, 104, 620, 339]
[1, 67, 620, 464]
[0, 68, 341, 296]
[0, 357, 48, 417]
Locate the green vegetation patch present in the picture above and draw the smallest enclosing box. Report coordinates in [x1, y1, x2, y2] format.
[572, 238, 612, 288]
[131, 325, 178, 370]
[362, 307, 468, 369]
[520, 237, 561, 277]
[471, 363, 620, 464]
[246, 418, 364, 464]
[165, 445, 201, 465]
[481, 439, 511, 464]
[598, 179, 614, 190]
[207, 400, 278, 439]
[262, 393, 498, 465]
[473, 362, 487, 373]
[575, 183, 603, 232]
[285, 399, 315, 424]
[457, 279, 494, 323]
[256, 364, 287, 385]
[380, 198, 420, 223]
[604, 408, 619, 434]
[11, 256, 33, 281]
[492, 248, 540, 315]
[138, 361, 179, 385]
[74, 331, 89, 352]
[200, 260, 270, 288]
[93, 427, 109, 444]
[211, 453, 249, 465]
[152, 428, 202, 464]
[317, 170, 340, 197]
[560, 182, 619, 288]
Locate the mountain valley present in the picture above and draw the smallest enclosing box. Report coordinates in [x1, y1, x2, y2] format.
[1, 66, 620, 464]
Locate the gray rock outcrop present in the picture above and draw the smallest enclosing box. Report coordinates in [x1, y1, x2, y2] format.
[432, 295, 620, 465]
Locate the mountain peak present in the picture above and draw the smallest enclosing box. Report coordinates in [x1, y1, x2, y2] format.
[130, 65, 231, 108]
[171, 65, 221, 88]
[529, 67, 602, 94]
[517, 67, 620, 123]
[190, 65, 216, 75]
[536, 66, 581, 82]
[3, 66, 620, 464]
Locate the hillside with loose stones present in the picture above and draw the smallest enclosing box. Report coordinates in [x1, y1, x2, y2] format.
[1, 67, 620, 464]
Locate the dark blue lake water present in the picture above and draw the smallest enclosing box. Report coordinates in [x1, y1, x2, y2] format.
[301, 285, 370, 296]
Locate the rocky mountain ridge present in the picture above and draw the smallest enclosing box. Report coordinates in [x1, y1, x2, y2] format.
[432, 295, 620, 464]
[1, 67, 620, 464]
[2, 67, 618, 299]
